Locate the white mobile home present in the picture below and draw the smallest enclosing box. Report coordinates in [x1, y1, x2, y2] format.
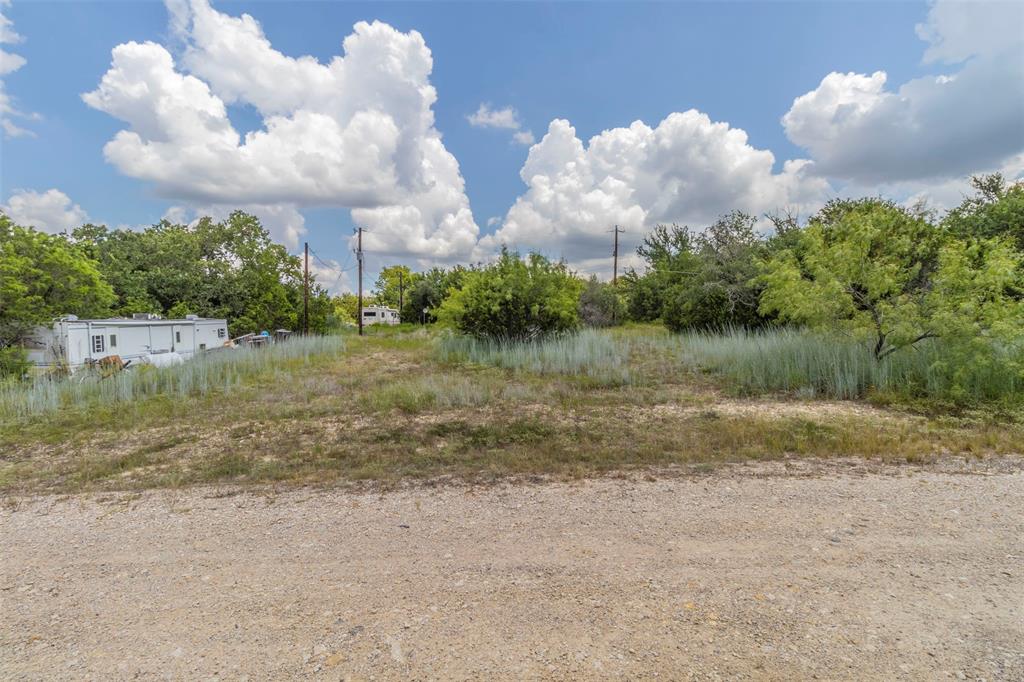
[361, 305, 400, 326]
[24, 314, 229, 369]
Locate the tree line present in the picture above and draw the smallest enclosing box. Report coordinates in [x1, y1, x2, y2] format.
[1, 211, 333, 376]
[378, 174, 1021, 341]
[2, 174, 1022, 387]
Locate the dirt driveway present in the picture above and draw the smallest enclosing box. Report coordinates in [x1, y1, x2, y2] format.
[3, 458, 1023, 680]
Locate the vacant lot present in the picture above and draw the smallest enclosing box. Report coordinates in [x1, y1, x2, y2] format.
[3, 459, 1023, 680]
[3, 327, 1022, 679]
[1, 326, 1021, 494]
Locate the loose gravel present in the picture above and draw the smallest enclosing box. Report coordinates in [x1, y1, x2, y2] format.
[2, 458, 1023, 680]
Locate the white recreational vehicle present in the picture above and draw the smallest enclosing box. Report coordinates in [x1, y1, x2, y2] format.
[361, 305, 400, 326]
[24, 314, 229, 369]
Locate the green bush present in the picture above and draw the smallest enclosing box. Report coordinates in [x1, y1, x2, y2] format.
[0, 347, 30, 380]
[436, 248, 583, 341]
[578, 276, 625, 328]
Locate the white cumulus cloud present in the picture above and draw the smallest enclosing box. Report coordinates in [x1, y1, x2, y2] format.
[2, 188, 88, 233]
[782, 0, 1024, 183]
[482, 113, 830, 274]
[84, 0, 479, 259]
[467, 103, 534, 146]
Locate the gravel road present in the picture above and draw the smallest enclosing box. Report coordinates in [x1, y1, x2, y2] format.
[2, 458, 1023, 680]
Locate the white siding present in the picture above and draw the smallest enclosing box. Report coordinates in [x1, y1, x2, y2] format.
[27, 318, 229, 368]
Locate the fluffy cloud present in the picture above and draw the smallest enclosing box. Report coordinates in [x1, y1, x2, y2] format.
[467, 103, 534, 145]
[2, 188, 88, 233]
[483, 113, 830, 271]
[0, 0, 35, 137]
[782, 0, 1024, 183]
[84, 0, 479, 260]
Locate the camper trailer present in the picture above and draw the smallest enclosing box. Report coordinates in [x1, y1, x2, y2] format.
[24, 314, 229, 369]
[361, 305, 400, 326]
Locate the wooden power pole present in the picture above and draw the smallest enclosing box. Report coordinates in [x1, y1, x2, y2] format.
[611, 225, 624, 285]
[303, 241, 309, 335]
[398, 270, 404, 322]
[356, 227, 364, 337]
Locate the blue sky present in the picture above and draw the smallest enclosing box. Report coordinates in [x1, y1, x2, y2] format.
[1, 0, 1022, 290]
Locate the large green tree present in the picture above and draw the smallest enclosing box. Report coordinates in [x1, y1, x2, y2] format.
[437, 249, 583, 341]
[72, 212, 331, 336]
[1, 215, 114, 375]
[372, 265, 414, 312]
[759, 198, 1022, 363]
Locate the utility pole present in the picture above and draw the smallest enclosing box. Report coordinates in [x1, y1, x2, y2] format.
[610, 225, 625, 326]
[356, 227, 364, 337]
[303, 241, 309, 335]
[611, 225, 624, 285]
[398, 270, 404, 323]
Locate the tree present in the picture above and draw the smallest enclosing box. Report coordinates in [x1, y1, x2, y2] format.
[436, 248, 584, 341]
[627, 214, 776, 330]
[404, 274, 442, 324]
[373, 265, 413, 312]
[71, 211, 331, 336]
[662, 211, 769, 331]
[943, 174, 1024, 253]
[578, 276, 625, 327]
[1, 215, 114, 376]
[759, 198, 1022, 364]
[396, 266, 468, 323]
[622, 224, 700, 322]
[332, 292, 378, 325]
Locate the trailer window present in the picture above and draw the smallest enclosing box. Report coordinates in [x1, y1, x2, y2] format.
[176, 331, 182, 343]
[92, 335, 105, 353]
[109, 334, 117, 348]
[217, 328, 226, 338]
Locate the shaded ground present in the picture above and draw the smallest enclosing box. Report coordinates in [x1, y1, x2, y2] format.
[3, 458, 1023, 680]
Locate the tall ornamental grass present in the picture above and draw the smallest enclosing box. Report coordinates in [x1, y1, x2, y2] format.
[436, 329, 631, 385]
[0, 335, 346, 422]
[668, 327, 1021, 403]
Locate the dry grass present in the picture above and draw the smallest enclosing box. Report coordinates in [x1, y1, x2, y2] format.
[1, 325, 1021, 495]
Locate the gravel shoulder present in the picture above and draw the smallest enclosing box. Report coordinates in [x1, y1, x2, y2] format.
[3, 458, 1023, 680]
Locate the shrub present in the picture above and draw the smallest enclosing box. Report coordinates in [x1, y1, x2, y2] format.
[436, 248, 583, 341]
[0, 347, 30, 380]
[578, 276, 625, 327]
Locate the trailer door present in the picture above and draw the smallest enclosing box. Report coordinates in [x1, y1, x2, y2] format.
[171, 324, 193, 354]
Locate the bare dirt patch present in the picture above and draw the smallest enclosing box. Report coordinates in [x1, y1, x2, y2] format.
[3, 459, 1022, 680]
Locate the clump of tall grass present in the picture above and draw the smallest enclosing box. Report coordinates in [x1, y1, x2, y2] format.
[666, 327, 1021, 403]
[0, 335, 346, 422]
[436, 329, 631, 385]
